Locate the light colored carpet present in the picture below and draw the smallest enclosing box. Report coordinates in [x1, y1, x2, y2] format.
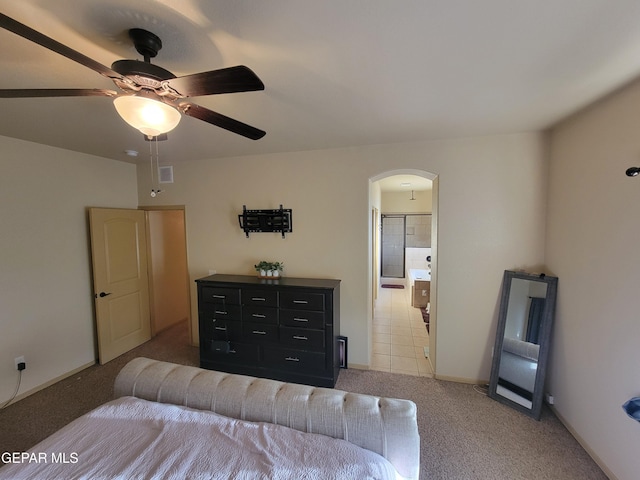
[0, 322, 607, 479]
[335, 369, 607, 480]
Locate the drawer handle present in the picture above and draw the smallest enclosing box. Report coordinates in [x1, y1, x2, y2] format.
[293, 335, 308, 341]
[252, 314, 266, 318]
[214, 310, 228, 315]
[293, 317, 309, 322]
[214, 326, 227, 331]
[251, 297, 266, 301]
[252, 330, 267, 335]
[229, 349, 237, 354]
[212, 294, 226, 299]
[293, 300, 308, 304]
[285, 357, 300, 362]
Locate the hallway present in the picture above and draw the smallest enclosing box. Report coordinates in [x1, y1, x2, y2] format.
[371, 285, 433, 377]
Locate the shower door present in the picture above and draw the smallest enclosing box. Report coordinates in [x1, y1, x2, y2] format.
[381, 215, 405, 278]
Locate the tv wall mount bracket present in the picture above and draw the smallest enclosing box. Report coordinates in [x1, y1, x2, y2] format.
[238, 205, 292, 238]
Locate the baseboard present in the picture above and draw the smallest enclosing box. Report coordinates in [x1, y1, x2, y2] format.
[346, 363, 368, 370]
[154, 317, 188, 336]
[6, 360, 96, 406]
[549, 405, 618, 480]
[435, 373, 487, 385]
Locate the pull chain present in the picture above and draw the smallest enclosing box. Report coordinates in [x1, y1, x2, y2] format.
[150, 136, 162, 197]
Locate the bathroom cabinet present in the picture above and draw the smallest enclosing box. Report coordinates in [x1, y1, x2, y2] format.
[409, 268, 430, 308]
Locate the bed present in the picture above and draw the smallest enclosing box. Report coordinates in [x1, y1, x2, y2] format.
[497, 337, 540, 408]
[0, 357, 420, 479]
[499, 336, 539, 393]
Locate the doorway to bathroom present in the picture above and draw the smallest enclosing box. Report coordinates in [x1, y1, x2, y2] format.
[370, 171, 437, 375]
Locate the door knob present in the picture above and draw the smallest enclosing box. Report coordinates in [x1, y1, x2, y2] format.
[97, 292, 112, 298]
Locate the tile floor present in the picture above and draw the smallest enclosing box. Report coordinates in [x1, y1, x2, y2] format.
[371, 284, 433, 377]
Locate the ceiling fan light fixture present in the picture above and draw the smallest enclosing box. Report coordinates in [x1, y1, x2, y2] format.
[113, 95, 181, 137]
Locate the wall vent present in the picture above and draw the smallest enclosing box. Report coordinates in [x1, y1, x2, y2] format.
[158, 166, 174, 183]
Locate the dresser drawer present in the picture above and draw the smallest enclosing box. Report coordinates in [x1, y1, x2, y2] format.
[243, 322, 279, 343]
[263, 347, 325, 373]
[202, 319, 242, 341]
[202, 341, 260, 363]
[242, 306, 278, 325]
[279, 327, 324, 351]
[243, 289, 278, 308]
[279, 291, 325, 311]
[200, 287, 241, 306]
[199, 305, 241, 322]
[279, 309, 324, 329]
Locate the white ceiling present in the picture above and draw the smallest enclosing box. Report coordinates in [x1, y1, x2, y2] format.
[376, 175, 432, 193]
[2, 0, 640, 165]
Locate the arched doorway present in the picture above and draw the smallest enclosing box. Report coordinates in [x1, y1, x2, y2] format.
[369, 170, 438, 375]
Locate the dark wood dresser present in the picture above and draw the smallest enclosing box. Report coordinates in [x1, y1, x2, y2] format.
[196, 274, 341, 387]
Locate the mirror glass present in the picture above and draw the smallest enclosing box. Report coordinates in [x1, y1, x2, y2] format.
[488, 270, 558, 420]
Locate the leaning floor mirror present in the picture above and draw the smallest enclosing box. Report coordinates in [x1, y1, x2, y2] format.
[489, 270, 558, 420]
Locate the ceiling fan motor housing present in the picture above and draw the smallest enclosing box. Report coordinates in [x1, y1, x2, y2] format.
[110, 59, 178, 99]
[111, 28, 178, 98]
[111, 59, 176, 81]
[129, 28, 162, 60]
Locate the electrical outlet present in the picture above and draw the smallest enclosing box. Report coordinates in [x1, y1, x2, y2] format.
[545, 393, 554, 405]
[14, 356, 25, 370]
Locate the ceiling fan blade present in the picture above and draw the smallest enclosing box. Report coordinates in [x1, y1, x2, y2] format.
[0, 13, 123, 81]
[0, 88, 117, 98]
[165, 66, 265, 97]
[179, 102, 265, 140]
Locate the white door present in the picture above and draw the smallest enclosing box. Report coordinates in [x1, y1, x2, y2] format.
[89, 208, 151, 364]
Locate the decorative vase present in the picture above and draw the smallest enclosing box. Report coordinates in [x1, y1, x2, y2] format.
[272, 270, 280, 278]
[260, 269, 267, 277]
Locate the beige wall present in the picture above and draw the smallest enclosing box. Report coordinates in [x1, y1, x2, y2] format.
[381, 189, 433, 213]
[0, 135, 138, 403]
[138, 132, 548, 382]
[547, 79, 640, 479]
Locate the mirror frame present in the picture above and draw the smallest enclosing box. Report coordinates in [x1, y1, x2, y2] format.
[488, 270, 558, 420]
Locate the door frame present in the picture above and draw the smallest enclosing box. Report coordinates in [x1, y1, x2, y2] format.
[369, 170, 438, 373]
[138, 205, 193, 344]
[371, 207, 380, 309]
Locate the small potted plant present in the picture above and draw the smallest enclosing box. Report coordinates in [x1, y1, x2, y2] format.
[254, 261, 271, 278]
[271, 262, 284, 278]
[254, 261, 284, 278]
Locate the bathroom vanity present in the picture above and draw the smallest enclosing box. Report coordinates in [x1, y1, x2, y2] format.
[408, 268, 431, 308]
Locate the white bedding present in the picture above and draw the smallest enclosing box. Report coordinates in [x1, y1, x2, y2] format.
[0, 396, 399, 480]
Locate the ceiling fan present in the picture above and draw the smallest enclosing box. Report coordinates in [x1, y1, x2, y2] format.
[0, 12, 265, 140]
